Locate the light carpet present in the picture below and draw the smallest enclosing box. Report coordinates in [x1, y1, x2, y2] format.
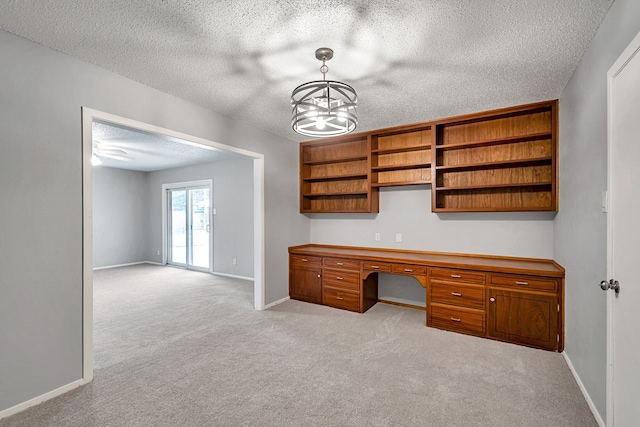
[1, 264, 596, 426]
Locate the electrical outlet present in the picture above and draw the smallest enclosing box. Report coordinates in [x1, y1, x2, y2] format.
[213, 208, 217, 215]
[375, 232, 381, 241]
[157, 250, 160, 256]
[233, 258, 237, 266]
[395, 233, 402, 243]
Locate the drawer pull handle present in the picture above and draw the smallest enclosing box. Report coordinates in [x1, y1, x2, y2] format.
[404, 269, 414, 272]
[451, 274, 461, 278]
[516, 281, 529, 286]
[451, 317, 461, 322]
[301, 258, 308, 262]
[336, 296, 344, 300]
[490, 297, 495, 302]
[371, 265, 380, 269]
[336, 262, 344, 266]
[336, 277, 344, 280]
[451, 292, 462, 297]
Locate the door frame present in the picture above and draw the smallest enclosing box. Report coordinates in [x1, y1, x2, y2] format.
[163, 180, 213, 272]
[81, 107, 266, 383]
[606, 29, 640, 427]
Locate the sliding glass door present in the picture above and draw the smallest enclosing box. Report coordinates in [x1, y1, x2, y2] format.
[167, 186, 211, 271]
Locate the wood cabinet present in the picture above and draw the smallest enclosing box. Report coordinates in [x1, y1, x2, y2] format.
[299, 100, 558, 213]
[289, 256, 322, 304]
[300, 135, 378, 213]
[432, 100, 558, 212]
[289, 244, 565, 352]
[487, 274, 561, 351]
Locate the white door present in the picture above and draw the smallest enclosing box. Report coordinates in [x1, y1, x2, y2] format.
[606, 31, 640, 427]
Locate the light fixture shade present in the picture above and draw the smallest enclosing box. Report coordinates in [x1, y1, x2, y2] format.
[291, 49, 358, 138]
[291, 80, 357, 137]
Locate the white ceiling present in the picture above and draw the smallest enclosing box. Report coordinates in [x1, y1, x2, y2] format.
[0, 1, 614, 142]
[92, 121, 239, 172]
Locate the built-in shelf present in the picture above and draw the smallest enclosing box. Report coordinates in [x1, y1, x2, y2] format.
[373, 180, 431, 188]
[303, 173, 368, 181]
[432, 100, 558, 212]
[303, 155, 368, 165]
[303, 191, 368, 197]
[299, 99, 558, 213]
[435, 182, 552, 191]
[372, 162, 431, 172]
[436, 132, 552, 151]
[436, 156, 552, 172]
[372, 144, 431, 155]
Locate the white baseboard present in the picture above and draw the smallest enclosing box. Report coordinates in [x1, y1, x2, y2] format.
[212, 272, 254, 281]
[93, 261, 147, 270]
[0, 379, 84, 420]
[94, 261, 164, 271]
[562, 352, 605, 427]
[264, 296, 290, 310]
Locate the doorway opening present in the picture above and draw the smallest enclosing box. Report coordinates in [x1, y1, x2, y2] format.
[81, 107, 265, 383]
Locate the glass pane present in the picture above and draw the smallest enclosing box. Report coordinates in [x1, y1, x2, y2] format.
[190, 188, 210, 269]
[170, 189, 187, 265]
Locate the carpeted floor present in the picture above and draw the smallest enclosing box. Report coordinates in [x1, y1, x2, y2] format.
[1, 264, 596, 426]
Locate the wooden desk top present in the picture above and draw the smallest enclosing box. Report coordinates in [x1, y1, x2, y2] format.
[289, 244, 564, 278]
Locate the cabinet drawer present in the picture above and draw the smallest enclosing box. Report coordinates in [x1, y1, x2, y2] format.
[290, 255, 322, 267]
[323, 286, 360, 312]
[323, 257, 360, 270]
[361, 261, 391, 272]
[430, 268, 486, 284]
[430, 304, 485, 335]
[392, 264, 427, 275]
[490, 274, 558, 292]
[323, 269, 360, 290]
[430, 281, 485, 309]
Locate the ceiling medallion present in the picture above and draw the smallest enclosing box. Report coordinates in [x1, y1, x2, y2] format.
[291, 47, 358, 138]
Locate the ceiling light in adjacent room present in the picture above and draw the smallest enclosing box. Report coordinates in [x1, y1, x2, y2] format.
[291, 48, 357, 138]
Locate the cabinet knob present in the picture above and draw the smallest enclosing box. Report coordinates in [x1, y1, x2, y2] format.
[317, 274, 321, 278]
[490, 297, 495, 302]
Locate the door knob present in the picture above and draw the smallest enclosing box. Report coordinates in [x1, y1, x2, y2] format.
[600, 279, 620, 294]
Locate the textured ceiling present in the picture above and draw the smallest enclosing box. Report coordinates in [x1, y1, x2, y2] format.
[0, 0, 614, 142]
[92, 121, 238, 172]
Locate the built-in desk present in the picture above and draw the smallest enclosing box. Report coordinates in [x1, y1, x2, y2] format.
[289, 244, 565, 351]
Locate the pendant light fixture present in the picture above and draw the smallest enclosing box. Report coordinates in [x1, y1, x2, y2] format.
[291, 47, 357, 137]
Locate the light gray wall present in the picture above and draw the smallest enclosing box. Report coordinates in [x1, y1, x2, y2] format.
[310, 187, 555, 304]
[555, 0, 640, 420]
[147, 157, 254, 278]
[93, 167, 149, 268]
[0, 29, 308, 413]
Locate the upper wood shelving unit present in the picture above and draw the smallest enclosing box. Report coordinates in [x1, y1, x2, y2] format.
[371, 124, 432, 188]
[299, 100, 558, 213]
[432, 100, 558, 212]
[300, 135, 377, 213]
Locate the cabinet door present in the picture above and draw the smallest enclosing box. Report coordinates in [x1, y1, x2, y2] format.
[487, 289, 558, 351]
[289, 265, 322, 304]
